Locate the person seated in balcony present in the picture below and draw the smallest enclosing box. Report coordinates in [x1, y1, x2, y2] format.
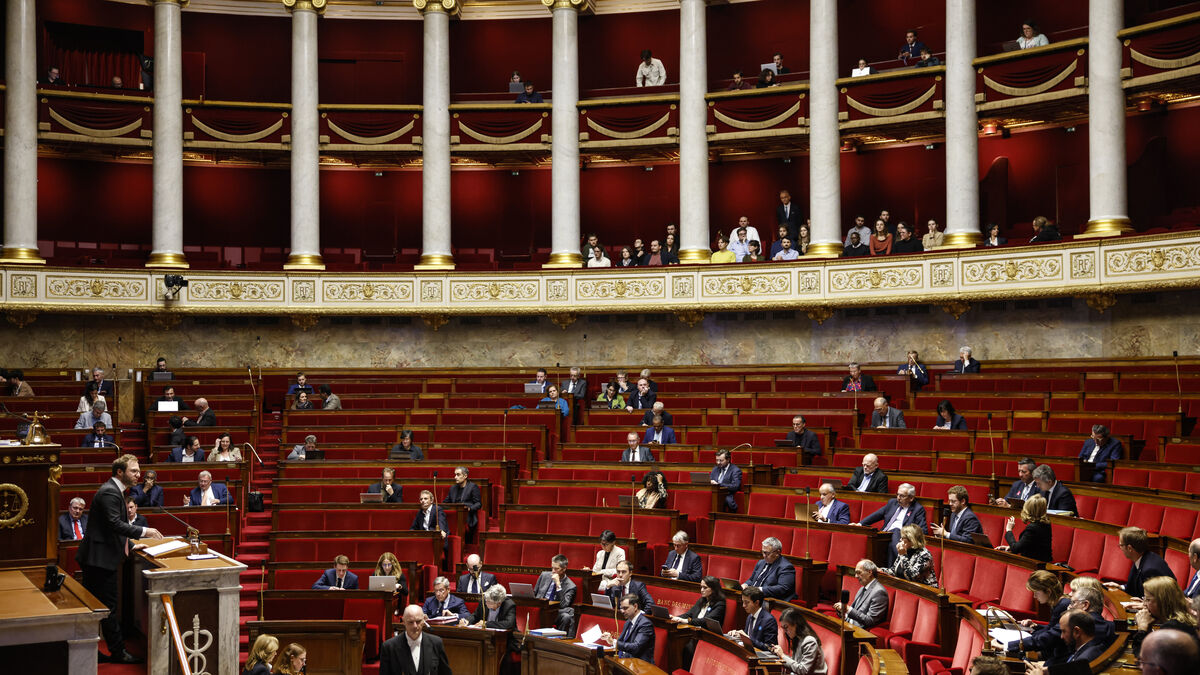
[842, 361, 876, 392]
[184, 470, 232, 506]
[75, 399, 113, 430]
[892, 222, 925, 253]
[110, 76, 124, 89]
[923, 219, 945, 249]
[663, 233, 682, 264]
[869, 219, 893, 255]
[851, 58, 875, 77]
[1028, 216, 1061, 243]
[834, 560, 889, 630]
[291, 391, 314, 410]
[390, 429, 424, 461]
[625, 377, 656, 412]
[934, 400, 968, 430]
[772, 52, 791, 75]
[510, 70, 522, 86]
[768, 224, 788, 258]
[731, 586, 778, 650]
[319, 384, 341, 410]
[773, 236, 799, 261]
[932, 485, 984, 543]
[742, 239, 765, 262]
[897, 29, 927, 62]
[515, 81, 543, 103]
[313, 554, 358, 590]
[796, 224, 813, 255]
[727, 70, 751, 91]
[181, 397, 216, 426]
[984, 223, 1008, 247]
[992, 570, 1067, 657]
[288, 434, 318, 461]
[131, 470, 163, 508]
[1019, 21, 1051, 50]
[897, 350, 929, 391]
[711, 233, 737, 263]
[742, 537, 796, 600]
[642, 239, 668, 266]
[631, 238, 648, 264]
[9, 370, 33, 396]
[756, 68, 778, 88]
[998, 494, 1053, 562]
[212, 433, 243, 461]
[581, 233, 601, 260]
[367, 468, 402, 503]
[641, 401, 673, 427]
[729, 227, 752, 260]
[539, 384, 570, 417]
[621, 432, 656, 463]
[156, 385, 189, 411]
[286, 372, 313, 396]
[423, 576, 470, 621]
[84, 421, 115, 449]
[642, 414, 676, 445]
[636, 470, 668, 509]
[42, 66, 65, 85]
[636, 49, 666, 87]
[587, 246, 611, 267]
[596, 381, 625, 410]
[786, 415, 822, 457]
[843, 231, 869, 257]
[844, 215, 872, 246]
[914, 47, 941, 68]
[616, 246, 638, 267]
[950, 345, 981, 373]
[78, 381, 107, 413]
[1078, 424, 1122, 482]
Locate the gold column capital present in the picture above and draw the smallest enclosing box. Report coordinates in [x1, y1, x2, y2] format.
[1075, 218, 1134, 239]
[938, 231, 983, 249]
[541, 0, 595, 14]
[413, 0, 461, 17]
[676, 249, 712, 264]
[151, 0, 190, 6]
[282, 0, 326, 14]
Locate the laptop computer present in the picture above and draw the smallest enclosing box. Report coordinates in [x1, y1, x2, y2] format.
[775, 439, 796, 447]
[523, 383, 546, 394]
[303, 449, 325, 461]
[510, 582, 535, 598]
[690, 472, 712, 485]
[617, 494, 635, 508]
[719, 578, 742, 592]
[969, 532, 993, 548]
[360, 493, 383, 503]
[591, 593, 612, 609]
[368, 575, 398, 591]
[157, 400, 180, 412]
[823, 479, 844, 491]
[150, 371, 174, 381]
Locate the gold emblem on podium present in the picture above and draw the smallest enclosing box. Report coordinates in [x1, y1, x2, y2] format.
[0, 483, 34, 529]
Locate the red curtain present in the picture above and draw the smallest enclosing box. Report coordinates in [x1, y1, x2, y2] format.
[42, 22, 144, 89]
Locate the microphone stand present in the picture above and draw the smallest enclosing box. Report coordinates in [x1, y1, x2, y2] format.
[1174, 350, 1183, 415]
[804, 487, 811, 559]
[986, 412, 996, 491]
[259, 561, 267, 620]
[630, 474, 637, 539]
[502, 409, 508, 463]
[158, 508, 202, 547]
[938, 507, 949, 591]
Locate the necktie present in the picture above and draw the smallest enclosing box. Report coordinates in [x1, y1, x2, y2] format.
[746, 613, 756, 636]
[619, 618, 633, 646]
[717, 466, 728, 484]
[470, 577, 477, 594]
[601, 551, 611, 571]
[337, 575, 343, 589]
[547, 584, 557, 601]
[756, 562, 770, 585]
[1187, 573, 1199, 596]
[73, 520, 82, 539]
[438, 601, 445, 615]
[949, 513, 958, 536]
[675, 553, 686, 573]
[1021, 483, 1031, 499]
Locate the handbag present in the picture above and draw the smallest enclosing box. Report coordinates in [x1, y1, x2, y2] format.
[247, 490, 264, 512]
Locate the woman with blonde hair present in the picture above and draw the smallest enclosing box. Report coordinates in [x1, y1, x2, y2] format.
[1132, 576, 1197, 656]
[994, 570, 1067, 655]
[374, 552, 409, 608]
[275, 643, 306, 675]
[243, 634, 279, 675]
[881, 524, 937, 587]
[999, 493, 1052, 562]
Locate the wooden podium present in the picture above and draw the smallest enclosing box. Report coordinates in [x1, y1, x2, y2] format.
[132, 539, 247, 675]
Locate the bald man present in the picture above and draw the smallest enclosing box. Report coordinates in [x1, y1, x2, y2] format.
[380, 605, 452, 675]
[182, 398, 216, 426]
[457, 554, 497, 594]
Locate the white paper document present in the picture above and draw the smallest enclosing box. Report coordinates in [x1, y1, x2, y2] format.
[579, 624, 604, 646]
[143, 540, 190, 557]
[988, 627, 1031, 645]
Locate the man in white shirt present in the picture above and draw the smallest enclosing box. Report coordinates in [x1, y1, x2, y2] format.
[773, 237, 799, 261]
[845, 215, 872, 246]
[184, 470, 231, 506]
[636, 49, 666, 87]
[380, 605, 452, 675]
[736, 216, 762, 248]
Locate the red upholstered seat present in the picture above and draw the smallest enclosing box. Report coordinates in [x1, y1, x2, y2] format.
[486, 540, 524, 565]
[748, 493, 789, 519]
[921, 618, 983, 675]
[706, 555, 743, 581]
[1160, 507, 1199, 540]
[343, 598, 383, 661]
[676, 640, 751, 675]
[1096, 535, 1132, 583]
[1066, 530, 1104, 574]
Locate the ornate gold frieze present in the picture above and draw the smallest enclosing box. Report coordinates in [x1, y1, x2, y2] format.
[47, 276, 146, 300]
[323, 281, 413, 302]
[830, 267, 922, 292]
[673, 277, 695, 299]
[547, 313, 577, 329]
[806, 307, 835, 324]
[421, 314, 450, 331]
[797, 271, 820, 294]
[931, 263, 954, 287]
[702, 273, 790, 297]
[546, 279, 568, 302]
[420, 280, 443, 303]
[963, 258, 1061, 284]
[450, 281, 539, 302]
[10, 274, 36, 298]
[188, 280, 284, 302]
[1106, 244, 1200, 276]
[1070, 252, 1097, 279]
[1078, 293, 1119, 313]
[577, 278, 665, 300]
[292, 280, 316, 303]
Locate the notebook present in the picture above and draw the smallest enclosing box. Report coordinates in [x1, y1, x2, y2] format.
[524, 383, 546, 394]
[360, 493, 383, 503]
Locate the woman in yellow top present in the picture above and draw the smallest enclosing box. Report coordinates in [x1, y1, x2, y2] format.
[710, 233, 737, 263]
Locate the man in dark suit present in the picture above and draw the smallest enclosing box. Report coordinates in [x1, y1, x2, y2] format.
[949, 347, 981, 374]
[1048, 611, 1108, 667]
[786, 415, 822, 457]
[181, 397, 216, 426]
[849, 453, 889, 493]
[77, 455, 164, 663]
[775, 189, 801, 243]
[625, 378, 656, 412]
[742, 537, 796, 600]
[561, 367, 587, 400]
[534, 554, 578, 634]
[604, 593, 655, 664]
[621, 432, 656, 463]
[1078, 424, 1123, 482]
[130, 470, 164, 507]
[733, 586, 777, 650]
[412, 491, 449, 550]
[1112, 527, 1175, 598]
[59, 497, 89, 540]
[83, 422, 115, 449]
[642, 415, 676, 445]
[155, 386, 190, 411]
[1033, 465, 1078, 514]
[841, 362, 877, 392]
[167, 415, 187, 449]
[662, 531, 703, 582]
[710, 449, 742, 512]
[1183, 538, 1200, 599]
[995, 458, 1040, 508]
[312, 555, 359, 590]
[445, 466, 483, 542]
[603, 561, 655, 612]
[857, 483, 927, 565]
[422, 577, 470, 621]
[870, 397, 906, 429]
[1028, 216, 1061, 244]
[381, 604, 453, 675]
[932, 485, 984, 544]
[463, 585, 519, 655]
[457, 553, 497, 594]
[185, 471, 232, 506]
[527, 368, 549, 394]
[90, 367, 116, 397]
[168, 436, 206, 463]
[812, 483, 851, 524]
[640, 402, 673, 427]
[834, 560, 889, 630]
[125, 497, 148, 528]
[367, 468, 403, 503]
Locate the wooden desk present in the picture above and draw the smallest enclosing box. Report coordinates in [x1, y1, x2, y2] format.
[0, 566, 108, 674]
[247, 619, 366, 675]
[520, 634, 606, 675]
[429, 624, 509, 675]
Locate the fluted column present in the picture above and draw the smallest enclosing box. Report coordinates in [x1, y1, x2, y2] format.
[146, 0, 188, 269]
[941, 0, 981, 248]
[412, 0, 458, 270]
[282, 0, 324, 269]
[1079, 0, 1133, 238]
[1, 0, 43, 263]
[805, 0, 842, 257]
[676, 0, 710, 264]
[542, 0, 590, 268]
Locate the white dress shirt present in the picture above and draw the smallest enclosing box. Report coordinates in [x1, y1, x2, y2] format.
[406, 633, 422, 669]
[636, 58, 666, 87]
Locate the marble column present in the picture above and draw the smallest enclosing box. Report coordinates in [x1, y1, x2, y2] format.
[1, 0, 44, 263]
[805, 0, 842, 257]
[676, 0, 710, 264]
[941, 0, 981, 248]
[1079, 0, 1133, 238]
[542, 0, 590, 268]
[283, 0, 324, 269]
[413, 0, 458, 270]
[146, 0, 188, 269]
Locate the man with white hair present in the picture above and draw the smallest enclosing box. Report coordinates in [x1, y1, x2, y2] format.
[422, 576, 470, 621]
[811, 483, 851, 524]
[856, 483, 926, 565]
[59, 497, 88, 540]
[834, 560, 888, 629]
[640, 401, 674, 427]
[91, 366, 115, 397]
[182, 397, 216, 426]
[561, 366, 587, 400]
[184, 470, 232, 506]
[950, 346, 981, 373]
[380, 604, 452, 675]
[849, 453, 889, 493]
[662, 531, 703, 581]
[464, 584, 520, 655]
[75, 399, 113, 429]
[457, 553, 497, 594]
[743, 537, 796, 600]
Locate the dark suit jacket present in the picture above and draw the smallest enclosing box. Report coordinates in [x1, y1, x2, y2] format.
[188, 482, 232, 506]
[445, 481, 482, 529]
[616, 612, 656, 663]
[776, 203, 801, 242]
[243, 664, 272, 675]
[621, 446, 657, 463]
[862, 499, 928, 534]
[1043, 483, 1078, 515]
[663, 549, 703, 582]
[130, 483, 164, 507]
[1184, 570, 1200, 598]
[1029, 227, 1061, 243]
[1008, 597, 1070, 654]
[379, 631, 453, 675]
[59, 514, 88, 540]
[533, 570, 577, 607]
[129, 514, 148, 528]
[817, 499, 851, 524]
[786, 429, 822, 456]
[841, 374, 877, 391]
[167, 447, 206, 463]
[743, 608, 779, 650]
[869, 407, 907, 429]
[745, 557, 796, 600]
[710, 464, 742, 492]
[678, 597, 725, 627]
[1079, 438, 1123, 481]
[312, 569, 359, 590]
[412, 506, 448, 534]
[607, 579, 655, 612]
[561, 379, 587, 399]
[169, 427, 187, 448]
[367, 481, 403, 503]
[628, 391, 657, 410]
[848, 467, 889, 493]
[456, 571, 497, 594]
[183, 407, 216, 426]
[472, 597, 519, 652]
[1005, 521, 1053, 562]
[1059, 638, 1109, 667]
[950, 358, 981, 374]
[93, 380, 115, 397]
[1005, 480, 1040, 502]
[641, 410, 673, 427]
[897, 363, 929, 390]
[937, 414, 968, 430]
[643, 426, 677, 445]
[156, 396, 190, 411]
[77, 479, 146, 572]
[1126, 551, 1175, 598]
[847, 579, 889, 629]
[422, 594, 470, 621]
[82, 433, 115, 447]
[945, 508, 984, 543]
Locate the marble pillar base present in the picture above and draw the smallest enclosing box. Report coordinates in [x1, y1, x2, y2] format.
[803, 242, 843, 258]
[1076, 218, 1134, 239]
[145, 252, 189, 269]
[677, 249, 711, 264]
[283, 253, 326, 270]
[0, 247, 45, 264]
[938, 231, 983, 249]
[415, 253, 455, 270]
[543, 252, 584, 268]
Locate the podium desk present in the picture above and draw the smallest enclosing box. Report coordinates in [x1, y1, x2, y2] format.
[520, 635, 606, 675]
[247, 619, 367, 675]
[428, 624, 510, 675]
[132, 540, 247, 675]
[0, 566, 108, 675]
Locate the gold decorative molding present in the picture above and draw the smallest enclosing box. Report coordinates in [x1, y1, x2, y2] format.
[292, 280, 317, 303]
[152, 313, 183, 331]
[284, 253, 326, 270]
[543, 252, 584, 269]
[0, 248, 46, 265]
[450, 281, 539, 302]
[421, 314, 450, 331]
[46, 276, 147, 300]
[10, 274, 37, 298]
[415, 253, 455, 271]
[846, 85, 937, 117]
[1106, 243, 1200, 276]
[413, 0, 460, 16]
[327, 119, 414, 145]
[146, 252, 189, 269]
[672, 276, 694, 299]
[190, 115, 283, 143]
[323, 281, 413, 302]
[458, 120, 544, 145]
[290, 314, 320, 331]
[188, 280, 284, 302]
[983, 61, 1079, 97]
[282, 0, 326, 13]
[675, 310, 705, 328]
[547, 313, 578, 330]
[940, 301, 971, 319]
[1129, 49, 1200, 70]
[676, 249, 711, 265]
[931, 262, 954, 287]
[6, 310, 37, 328]
[577, 278, 665, 300]
[830, 267, 922, 292]
[712, 101, 802, 131]
[586, 113, 671, 140]
[1070, 252, 1097, 279]
[420, 280, 443, 303]
[963, 258, 1061, 284]
[1078, 293, 1118, 314]
[701, 273, 790, 297]
[1077, 218, 1135, 239]
[806, 307, 835, 324]
[541, 0, 594, 13]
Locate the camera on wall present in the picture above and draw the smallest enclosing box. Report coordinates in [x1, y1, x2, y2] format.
[164, 274, 189, 299]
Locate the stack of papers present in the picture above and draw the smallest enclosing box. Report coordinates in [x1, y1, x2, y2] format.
[529, 628, 567, 637]
[579, 625, 606, 647]
[988, 627, 1031, 646]
[143, 540, 189, 557]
